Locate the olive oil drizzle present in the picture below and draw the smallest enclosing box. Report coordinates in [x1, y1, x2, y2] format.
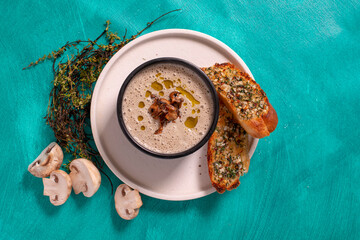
[175, 86, 200, 107]
[185, 116, 198, 128]
[163, 80, 174, 89]
[145, 90, 152, 98]
[151, 81, 163, 91]
[138, 101, 145, 108]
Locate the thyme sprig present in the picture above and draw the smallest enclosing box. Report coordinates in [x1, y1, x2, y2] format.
[24, 9, 181, 194]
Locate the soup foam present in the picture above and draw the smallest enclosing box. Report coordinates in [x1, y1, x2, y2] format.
[122, 62, 214, 154]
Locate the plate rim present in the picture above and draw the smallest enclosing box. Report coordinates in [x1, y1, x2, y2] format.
[91, 28, 259, 201]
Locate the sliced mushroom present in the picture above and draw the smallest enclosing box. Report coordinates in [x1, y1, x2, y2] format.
[169, 91, 184, 109]
[164, 104, 178, 121]
[115, 184, 143, 220]
[43, 170, 72, 206]
[149, 101, 161, 119]
[158, 98, 171, 106]
[28, 142, 63, 178]
[69, 158, 101, 197]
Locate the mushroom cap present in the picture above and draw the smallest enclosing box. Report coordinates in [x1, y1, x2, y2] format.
[28, 142, 63, 178]
[115, 184, 143, 220]
[43, 170, 72, 206]
[69, 158, 101, 197]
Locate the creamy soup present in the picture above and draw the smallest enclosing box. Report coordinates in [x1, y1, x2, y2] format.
[122, 62, 214, 154]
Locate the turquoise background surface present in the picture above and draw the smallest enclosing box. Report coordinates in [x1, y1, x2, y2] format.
[0, 0, 359, 239]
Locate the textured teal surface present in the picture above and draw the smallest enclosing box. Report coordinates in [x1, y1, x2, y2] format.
[0, 0, 359, 239]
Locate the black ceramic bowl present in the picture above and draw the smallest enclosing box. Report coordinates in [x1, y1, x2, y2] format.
[117, 57, 219, 159]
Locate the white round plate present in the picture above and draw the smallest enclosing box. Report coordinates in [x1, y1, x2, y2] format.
[91, 29, 258, 201]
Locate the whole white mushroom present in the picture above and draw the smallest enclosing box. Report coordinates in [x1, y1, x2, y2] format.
[28, 142, 63, 178]
[69, 158, 101, 197]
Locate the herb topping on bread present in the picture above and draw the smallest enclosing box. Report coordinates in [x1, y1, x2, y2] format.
[202, 63, 278, 138]
[207, 102, 250, 193]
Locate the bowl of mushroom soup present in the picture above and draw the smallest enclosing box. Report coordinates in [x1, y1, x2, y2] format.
[117, 57, 219, 158]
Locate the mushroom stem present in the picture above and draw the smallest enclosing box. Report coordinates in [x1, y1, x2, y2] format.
[43, 179, 59, 196]
[80, 183, 88, 193]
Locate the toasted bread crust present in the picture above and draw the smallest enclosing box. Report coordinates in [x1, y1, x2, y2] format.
[207, 102, 250, 193]
[263, 103, 278, 133]
[202, 63, 278, 138]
